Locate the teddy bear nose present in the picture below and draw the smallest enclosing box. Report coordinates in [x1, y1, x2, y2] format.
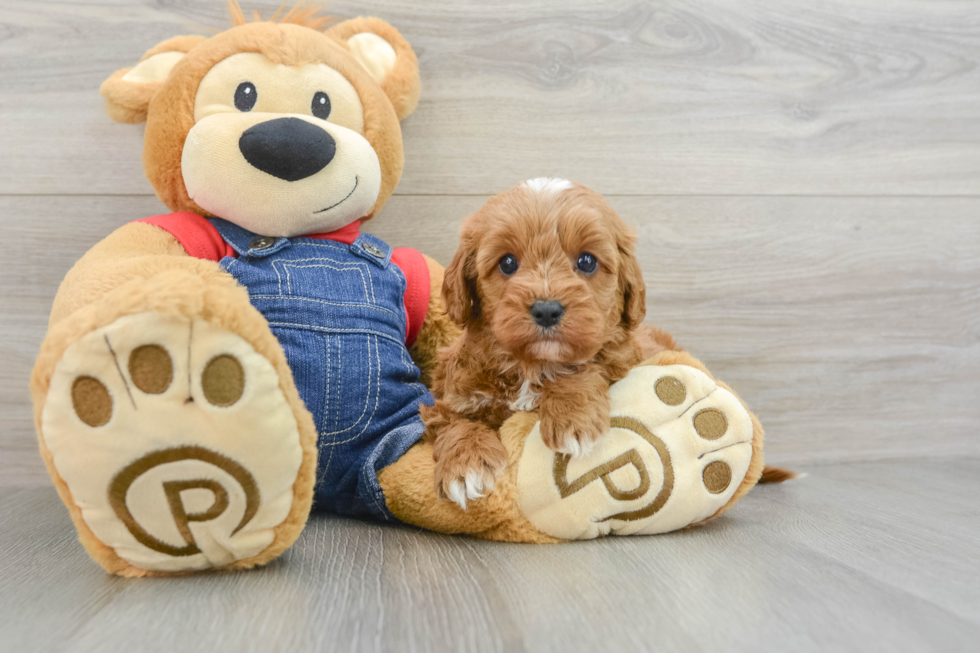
[530, 300, 565, 328]
[238, 117, 336, 182]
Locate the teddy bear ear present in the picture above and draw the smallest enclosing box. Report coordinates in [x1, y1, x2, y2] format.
[99, 35, 206, 124]
[327, 17, 421, 120]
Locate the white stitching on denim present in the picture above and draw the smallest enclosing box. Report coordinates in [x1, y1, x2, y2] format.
[398, 345, 411, 375]
[250, 295, 399, 319]
[266, 322, 404, 346]
[292, 240, 347, 252]
[272, 258, 286, 296]
[271, 257, 372, 300]
[318, 336, 338, 486]
[297, 254, 377, 301]
[277, 256, 365, 264]
[319, 334, 373, 439]
[320, 334, 382, 444]
[333, 336, 341, 431]
[324, 333, 333, 432]
[278, 261, 373, 303]
[295, 237, 391, 287]
[291, 240, 384, 296]
[357, 250, 377, 302]
[279, 259, 364, 301]
[387, 263, 408, 342]
[399, 346, 428, 400]
[365, 265, 376, 303]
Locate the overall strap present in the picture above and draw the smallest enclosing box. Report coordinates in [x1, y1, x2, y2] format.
[209, 218, 291, 258]
[350, 233, 393, 269]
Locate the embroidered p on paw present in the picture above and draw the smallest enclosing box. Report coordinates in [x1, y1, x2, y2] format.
[516, 364, 754, 539]
[40, 312, 305, 572]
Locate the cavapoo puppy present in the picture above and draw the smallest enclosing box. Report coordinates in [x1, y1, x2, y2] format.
[422, 178, 676, 508]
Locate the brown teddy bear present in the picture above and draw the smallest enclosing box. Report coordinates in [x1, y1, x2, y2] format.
[30, 4, 768, 577]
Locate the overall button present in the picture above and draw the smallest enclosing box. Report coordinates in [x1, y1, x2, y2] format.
[249, 236, 277, 251]
[363, 243, 385, 258]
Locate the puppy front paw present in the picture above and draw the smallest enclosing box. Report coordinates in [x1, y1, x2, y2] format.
[540, 407, 608, 459]
[433, 429, 508, 510]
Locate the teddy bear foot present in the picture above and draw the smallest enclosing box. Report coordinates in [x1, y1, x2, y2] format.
[38, 311, 310, 576]
[515, 361, 758, 540]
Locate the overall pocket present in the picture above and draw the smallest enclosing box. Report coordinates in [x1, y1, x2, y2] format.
[271, 326, 381, 446]
[318, 332, 381, 442]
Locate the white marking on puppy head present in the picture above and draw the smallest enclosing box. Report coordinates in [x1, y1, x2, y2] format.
[521, 177, 573, 195]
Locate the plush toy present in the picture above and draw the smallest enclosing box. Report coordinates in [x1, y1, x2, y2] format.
[30, 4, 767, 577]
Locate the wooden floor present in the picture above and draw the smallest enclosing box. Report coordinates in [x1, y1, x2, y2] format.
[3, 460, 979, 652]
[1, 1, 978, 651]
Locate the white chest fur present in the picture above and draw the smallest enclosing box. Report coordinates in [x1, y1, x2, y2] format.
[508, 379, 541, 412]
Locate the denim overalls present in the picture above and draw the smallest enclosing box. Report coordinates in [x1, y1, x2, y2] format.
[211, 219, 432, 520]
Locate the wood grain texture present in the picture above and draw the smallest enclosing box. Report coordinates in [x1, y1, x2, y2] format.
[1, 460, 979, 653]
[3, 193, 977, 485]
[0, 1, 978, 649]
[1, 0, 979, 196]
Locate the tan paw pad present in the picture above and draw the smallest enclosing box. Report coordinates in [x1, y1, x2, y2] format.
[41, 312, 304, 573]
[517, 364, 754, 539]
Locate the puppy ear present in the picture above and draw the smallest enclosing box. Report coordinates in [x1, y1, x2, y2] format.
[443, 224, 481, 326]
[327, 17, 421, 120]
[617, 231, 647, 330]
[99, 35, 205, 124]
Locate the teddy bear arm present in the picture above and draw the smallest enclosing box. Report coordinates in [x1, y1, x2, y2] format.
[408, 255, 461, 387]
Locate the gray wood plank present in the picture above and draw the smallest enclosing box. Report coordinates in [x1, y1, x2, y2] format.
[0, 488, 130, 651]
[1, 459, 978, 652]
[739, 457, 980, 627]
[2, 193, 977, 485]
[1, 0, 979, 196]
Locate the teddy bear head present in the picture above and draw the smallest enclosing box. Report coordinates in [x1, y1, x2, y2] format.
[100, 4, 420, 237]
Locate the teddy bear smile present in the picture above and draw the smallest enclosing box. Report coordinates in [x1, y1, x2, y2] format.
[314, 175, 359, 214]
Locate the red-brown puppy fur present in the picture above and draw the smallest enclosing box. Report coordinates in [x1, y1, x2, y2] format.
[422, 179, 657, 508]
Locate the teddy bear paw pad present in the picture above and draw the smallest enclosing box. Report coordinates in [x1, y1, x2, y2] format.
[516, 364, 754, 539]
[40, 312, 304, 573]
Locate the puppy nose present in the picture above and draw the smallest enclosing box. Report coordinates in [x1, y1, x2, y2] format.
[530, 300, 565, 328]
[239, 117, 336, 182]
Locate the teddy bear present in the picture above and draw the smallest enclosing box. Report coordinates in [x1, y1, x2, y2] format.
[29, 4, 767, 577]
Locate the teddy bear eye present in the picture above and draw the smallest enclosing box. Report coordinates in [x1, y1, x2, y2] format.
[234, 82, 257, 112]
[576, 252, 598, 275]
[498, 254, 519, 276]
[312, 91, 331, 120]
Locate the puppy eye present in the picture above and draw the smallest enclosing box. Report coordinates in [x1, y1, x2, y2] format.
[312, 91, 331, 120]
[576, 252, 598, 275]
[498, 254, 519, 276]
[234, 82, 257, 112]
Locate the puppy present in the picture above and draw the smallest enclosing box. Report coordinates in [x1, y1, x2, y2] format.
[423, 178, 672, 508]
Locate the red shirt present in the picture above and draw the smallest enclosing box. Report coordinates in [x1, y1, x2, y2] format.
[139, 212, 429, 346]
